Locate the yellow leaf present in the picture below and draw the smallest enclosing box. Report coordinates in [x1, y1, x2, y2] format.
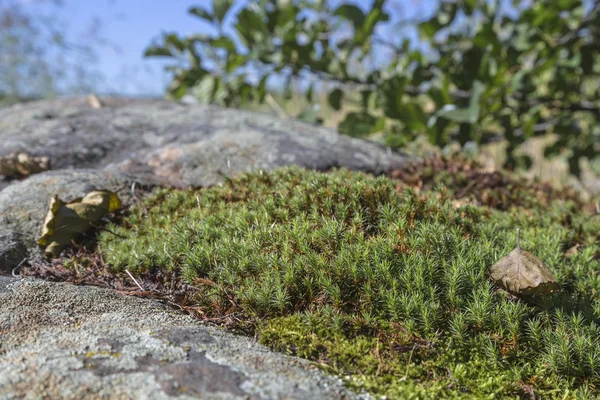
[38, 190, 121, 257]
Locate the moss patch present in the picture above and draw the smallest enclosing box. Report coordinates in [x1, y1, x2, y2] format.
[56, 167, 600, 398]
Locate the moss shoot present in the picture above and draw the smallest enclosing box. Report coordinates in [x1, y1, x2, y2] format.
[94, 167, 600, 399]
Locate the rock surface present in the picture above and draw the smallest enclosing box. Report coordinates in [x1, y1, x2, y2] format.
[0, 97, 407, 399]
[0, 278, 364, 399]
[0, 97, 411, 189]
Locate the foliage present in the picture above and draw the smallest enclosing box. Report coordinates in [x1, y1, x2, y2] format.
[92, 167, 600, 398]
[145, 0, 600, 176]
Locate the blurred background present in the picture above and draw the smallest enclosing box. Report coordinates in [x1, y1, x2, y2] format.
[1, 0, 599, 193]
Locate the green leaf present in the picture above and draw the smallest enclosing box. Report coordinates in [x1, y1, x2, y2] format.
[428, 85, 452, 109]
[428, 81, 485, 127]
[168, 82, 189, 100]
[418, 2, 457, 39]
[463, 0, 478, 14]
[193, 75, 218, 104]
[420, 18, 443, 39]
[164, 33, 186, 52]
[328, 88, 343, 111]
[397, 102, 428, 132]
[144, 45, 173, 57]
[362, 6, 389, 38]
[226, 54, 246, 73]
[334, 4, 365, 28]
[211, 36, 237, 53]
[305, 84, 313, 103]
[412, 65, 434, 85]
[376, 76, 407, 120]
[189, 6, 214, 22]
[186, 43, 202, 67]
[338, 112, 380, 137]
[213, 0, 234, 23]
[353, 7, 389, 45]
[236, 8, 267, 47]
[256, 75, 268, 102]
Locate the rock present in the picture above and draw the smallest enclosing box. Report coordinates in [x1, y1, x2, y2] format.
[0, 97, 413, 188]
[0, 276, 16, 293]
[0, 97, 159, 178]
[0, 278, 364, 400]
[0, 169, 155, 271]
[0, 231, 27, 274]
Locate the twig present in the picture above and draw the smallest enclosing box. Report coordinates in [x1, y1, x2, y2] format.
[125, 269, 145, 291]
[446, 367, 459, 388]
[90, 223, 127, 239]
[455, 176, 480, 198]
[265, 93, 288, 120]
[11, 258, 28, 277]
[398, 344, 417, 382]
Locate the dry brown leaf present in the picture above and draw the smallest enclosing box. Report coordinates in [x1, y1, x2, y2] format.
[0, 152, 50, 178]
[38, 190, 121, 257]
[490, 228, 560, 296]
[564, 244, 580, 258]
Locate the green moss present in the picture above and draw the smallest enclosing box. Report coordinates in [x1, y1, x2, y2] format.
[92, 167, 600, 399]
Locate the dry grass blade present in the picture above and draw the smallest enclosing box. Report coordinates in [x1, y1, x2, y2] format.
[125, 269, 145, 291]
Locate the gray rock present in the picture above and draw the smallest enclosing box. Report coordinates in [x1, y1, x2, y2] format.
[0, 232, 26, 274]
[0, 276, 16, 293]
[0, 97, 412, 188]
[0, 278, 365, 400]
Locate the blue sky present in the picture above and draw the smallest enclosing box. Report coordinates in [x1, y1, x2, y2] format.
[51, 0, 229, 95]
[19, 0, 437, 96]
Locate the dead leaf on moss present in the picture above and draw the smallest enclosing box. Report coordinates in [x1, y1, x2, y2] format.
[564, 244, 580, 258]
[490, 228, 560, 296]
[0, 152, 50, 178]
[38, 190, 121, 257]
